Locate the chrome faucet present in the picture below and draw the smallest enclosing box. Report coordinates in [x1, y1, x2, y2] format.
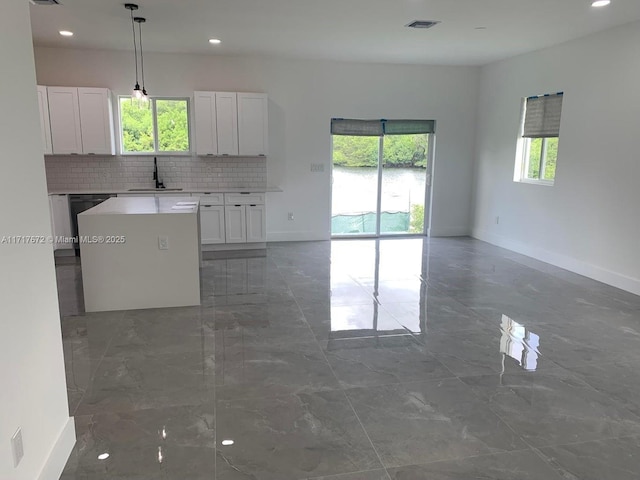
[153, 157, 165, 189]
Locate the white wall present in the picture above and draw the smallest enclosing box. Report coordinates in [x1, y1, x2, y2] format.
[472, 21, 640, 294]
[34, 48, 479, 240]
[0, 1, 75, 479]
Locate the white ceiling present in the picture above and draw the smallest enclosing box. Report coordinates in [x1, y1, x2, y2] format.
[29, 0, 640, 66]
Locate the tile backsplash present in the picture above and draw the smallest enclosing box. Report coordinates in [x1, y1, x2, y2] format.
[44, 155, 267, 191]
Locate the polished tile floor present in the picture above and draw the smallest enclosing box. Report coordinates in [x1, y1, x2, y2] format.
[57, 238, 640, 479]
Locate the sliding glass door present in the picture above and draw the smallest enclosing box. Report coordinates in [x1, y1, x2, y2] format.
[331, 119, 434, 237]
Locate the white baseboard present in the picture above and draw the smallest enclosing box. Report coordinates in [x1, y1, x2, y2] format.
[267, 231, 329, 242]
[472, 228, 640, 296]
[428, 226, 470, 237]
[202, 242, 266, 251]
[37, 417, 75, 480]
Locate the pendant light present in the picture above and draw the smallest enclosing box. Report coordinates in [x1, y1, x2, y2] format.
[125, 4, 142, 100]
[134, 16, 149, 100]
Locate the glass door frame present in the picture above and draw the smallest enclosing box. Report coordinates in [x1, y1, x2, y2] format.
[330, 133, 436, 239]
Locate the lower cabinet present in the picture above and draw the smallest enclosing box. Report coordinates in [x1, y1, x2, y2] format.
[200, 205, 226, 244]
[224, 205, 247, 243]
[246, 204, 266, 243]
[224, 204, 266, 244]
[49, 194, 73, 250]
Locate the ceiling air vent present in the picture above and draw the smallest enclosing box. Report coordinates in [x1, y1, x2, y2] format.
[29, 0, 61, 5]
[406, 20, 441, 29]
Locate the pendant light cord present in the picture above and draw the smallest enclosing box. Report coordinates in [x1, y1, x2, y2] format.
[138, 20, 146, 91]
[130, 8, 139, 84]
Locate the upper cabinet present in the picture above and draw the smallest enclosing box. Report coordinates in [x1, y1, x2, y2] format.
[47, 87, 83, 155]
[215, 92, 239, 156]
[78, 88, 116, 155]
[194, 91, 267, 157]
[194, 91, 218, 156]
[237, 93, 268, 156]
[37, 86, 53, 155]
[46, 87, 115, 155]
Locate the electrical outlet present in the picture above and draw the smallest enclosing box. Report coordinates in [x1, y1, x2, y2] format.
[11, 428, 23, 468]
[310, 163, 325, 172]
[287, 212, 294, 221]
[158, 236, 169, 250]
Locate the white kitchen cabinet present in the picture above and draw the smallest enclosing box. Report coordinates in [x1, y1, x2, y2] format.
[194, 91, 218, 156]
[224, 205, 247, 243]
[48, 87, 83, 155]
[47, 86, 115, 155]
[49, 194, 73, 250]
[78, 88, 115, 155]
[237, 93, 268, 156]
[200, 205, 226, 244]
[223, 193, 266, 244]
[246, 204, 267, 243]
[37, 86, 52, 155]
[194, 91, 239, 156]
[215, 92, 239, 156]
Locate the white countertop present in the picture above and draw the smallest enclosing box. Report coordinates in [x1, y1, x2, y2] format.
[79, 196, 199, 216]
[49, 186, 283, 195]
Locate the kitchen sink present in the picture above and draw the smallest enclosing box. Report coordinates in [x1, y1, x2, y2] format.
[128, 188, 183, 192]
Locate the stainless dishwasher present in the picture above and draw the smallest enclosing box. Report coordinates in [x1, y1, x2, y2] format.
[69, 194, 116, 254]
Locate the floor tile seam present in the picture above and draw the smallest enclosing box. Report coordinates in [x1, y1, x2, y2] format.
[465, 385, 640, 459]
[293, 288, 391, 478]
[530, 432, 640, 454]
[304, 468, 392, 480]
[533, 363, 640, 422]
[449, 376, 540, 455]
[381, 445, 536, 471]
[73, 311, 125, 415]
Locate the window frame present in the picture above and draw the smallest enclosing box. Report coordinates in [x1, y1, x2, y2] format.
[118, 95, 192, 156]
[514, 97, 559, 186]
[520, 137, 557, 186]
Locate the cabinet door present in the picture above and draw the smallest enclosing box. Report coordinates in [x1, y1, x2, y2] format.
[78, 88, 115, 155]
[200, 205, 226, 244]
[225, 205, 247, 243]
[194, 91, 218, 156]
[237, 93, 268, 156]
[246, 204, 267, 243]
[48, 87, 83, 154]
[49, 194, 73, 250]
[37, 86, 52, 155]
[215, 92, 239, 156]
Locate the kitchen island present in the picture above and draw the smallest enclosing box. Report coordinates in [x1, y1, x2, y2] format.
[78, 196, 201, 312]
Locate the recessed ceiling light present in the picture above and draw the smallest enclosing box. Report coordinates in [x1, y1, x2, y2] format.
[97, 453, 110, 460]
[59, 30, 74, 37]
[209, 38, 221, 45]
[591, 0, 611, 7]
[221, 439, 234, 446]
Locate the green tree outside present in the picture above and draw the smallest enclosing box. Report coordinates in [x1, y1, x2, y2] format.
[332, 134, 429, 168]
[120, 98, 189, 153]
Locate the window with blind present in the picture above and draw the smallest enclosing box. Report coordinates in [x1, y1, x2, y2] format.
[514, 92, 563, 184]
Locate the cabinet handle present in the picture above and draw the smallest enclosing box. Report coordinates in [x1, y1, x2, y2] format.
[258, 154, 266, 157]
[240, 192, 250, 195]
[207, 153, 214, 156]
[204, 205, 212, 208]
[234, 205, 241, 207]
[222, 154, 229, 156]
[250, 204, 257, 207]
[87, 153, 95, 155]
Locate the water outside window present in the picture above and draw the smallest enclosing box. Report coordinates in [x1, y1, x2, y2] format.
[331, 134, 429, 236]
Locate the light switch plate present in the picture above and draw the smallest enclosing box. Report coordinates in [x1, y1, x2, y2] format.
[158, 236, 169, 250]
